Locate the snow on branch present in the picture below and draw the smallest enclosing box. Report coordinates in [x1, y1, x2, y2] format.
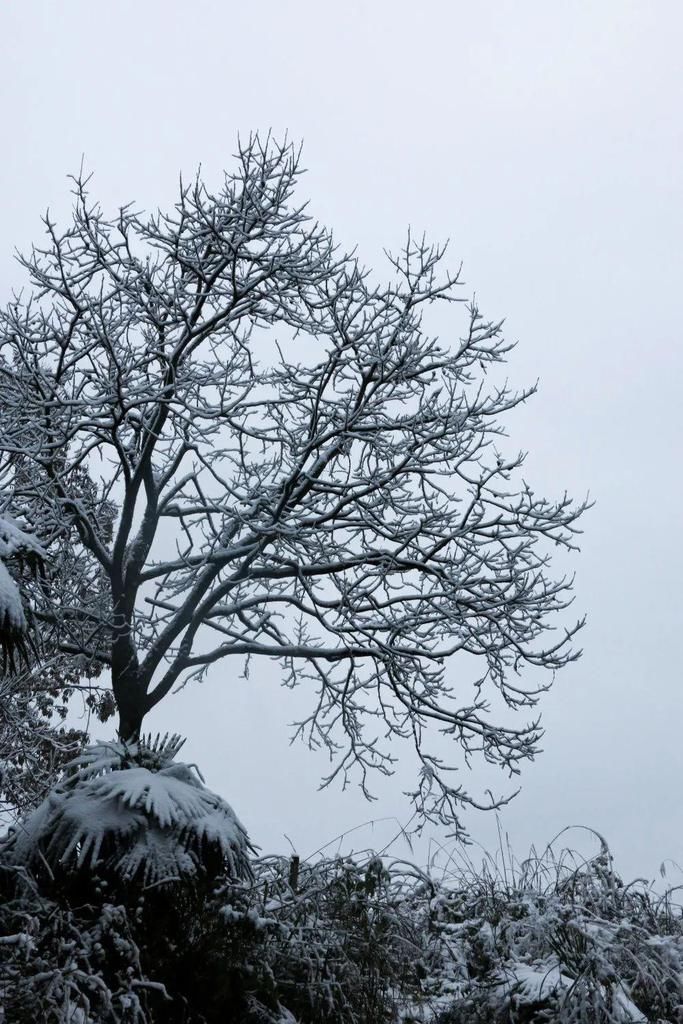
[0, 516, 45, 671]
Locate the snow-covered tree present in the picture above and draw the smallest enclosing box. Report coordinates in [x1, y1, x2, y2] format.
[0, 136, 587, 831]
[0, 667, 86, 824]
[0, 361, 116, 691]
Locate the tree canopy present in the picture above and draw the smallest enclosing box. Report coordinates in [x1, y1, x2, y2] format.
[0, 137, 586, 830]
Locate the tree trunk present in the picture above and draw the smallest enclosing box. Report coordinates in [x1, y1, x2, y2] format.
[113, 671, 146, 744]
[111, 630, 145, 745]
[117, 703, 144, 745]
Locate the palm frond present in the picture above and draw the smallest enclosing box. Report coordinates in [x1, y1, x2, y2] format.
[4, 737, 253, 885]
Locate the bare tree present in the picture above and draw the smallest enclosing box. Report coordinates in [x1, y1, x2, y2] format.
[0, 137, 586, 829]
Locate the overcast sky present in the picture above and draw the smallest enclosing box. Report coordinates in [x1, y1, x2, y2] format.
[1, 0, 681, 883]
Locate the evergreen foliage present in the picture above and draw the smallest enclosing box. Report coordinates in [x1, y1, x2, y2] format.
[0, 457, 116, 825]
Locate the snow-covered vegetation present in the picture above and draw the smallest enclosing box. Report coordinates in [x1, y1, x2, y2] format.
[5, 734, 253, 887]
[2, 820, 683, 1022]
[0, 515, 45, 669]
[0, 136, 602, 1020]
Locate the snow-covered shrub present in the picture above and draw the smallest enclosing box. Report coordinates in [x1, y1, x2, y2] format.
[411, 833, 683, 1023]
[237, 852, 425, 1024]
[0, 856, 295, 1023]
[0, 734, 269, 1022]
[2, 734, 253, 889]
[226, 834, 683, 1024]
[0, 667, 87, 824]
[0, 862, 158, 1023]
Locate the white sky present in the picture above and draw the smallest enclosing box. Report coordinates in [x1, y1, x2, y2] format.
[1, 0, 682, 883]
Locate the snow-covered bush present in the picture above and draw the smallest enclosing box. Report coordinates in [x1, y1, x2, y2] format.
[406, 833, 683, 1023]
[2, 734, 253, 889]
[228, 834, 683, 1024]
[0, 734, 270, 1022]
[0, 667, 87, 824]
[0, 862, 157, 1023]
[238, 853, 423, 1023]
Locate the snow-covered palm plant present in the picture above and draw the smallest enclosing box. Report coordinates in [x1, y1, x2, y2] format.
[2, 733, 253, 887]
